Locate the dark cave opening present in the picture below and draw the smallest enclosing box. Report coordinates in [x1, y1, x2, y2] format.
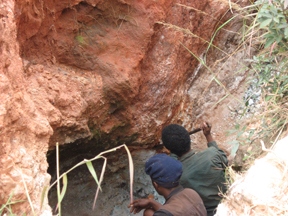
[46, 139, 164, 216]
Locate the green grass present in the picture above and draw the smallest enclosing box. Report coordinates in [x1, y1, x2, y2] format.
[0, 191, 26, 216]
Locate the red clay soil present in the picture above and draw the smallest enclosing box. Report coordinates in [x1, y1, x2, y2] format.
[0, 0, 251, 215]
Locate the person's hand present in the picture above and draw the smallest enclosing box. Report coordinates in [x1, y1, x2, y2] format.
[128, 199, 151, 214]
[200, 122, 212, 137]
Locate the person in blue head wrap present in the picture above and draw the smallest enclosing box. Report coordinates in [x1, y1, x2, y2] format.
[128, 154, 207, 216]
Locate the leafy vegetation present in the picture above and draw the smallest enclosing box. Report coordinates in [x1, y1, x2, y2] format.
[225, 0, 288, 158]
[257, 0, 288, 49]
[166, 0, 288, 162]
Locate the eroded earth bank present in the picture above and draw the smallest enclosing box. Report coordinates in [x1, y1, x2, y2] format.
[0, 0, 252, 215]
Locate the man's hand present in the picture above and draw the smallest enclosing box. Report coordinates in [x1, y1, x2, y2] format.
[128, 199, 152, 214]
[200, 122, 211, 136]
[200, 122, 214, 143]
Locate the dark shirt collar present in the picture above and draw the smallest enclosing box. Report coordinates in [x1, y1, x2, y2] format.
[165, 185, 184, 202]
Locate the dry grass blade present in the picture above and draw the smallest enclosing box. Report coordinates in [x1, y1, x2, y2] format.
[18, 169, 36, 216]
[156, 21, 247, 69]
[271, 122, 286, 149]
[246, 7, 261, 58]
[86, 161, 100, 188]
[212, 94, 229, 108]
[123, 144, 134, 204]
[92, 156, 107, 210]
[179, 40, 243, 104]
[56, 142, 62, 216]
[176, 3, 221, 21]
[205, 15, 238, 56]
[40, 186, 48, 211]
[216, 0, 242, 10]
[49, 147, 122, 190]
[55, 174, 68, 212]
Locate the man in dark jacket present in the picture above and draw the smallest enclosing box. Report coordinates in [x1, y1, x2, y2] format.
[128, 154, 207, 216]
[161, 123, 228, 216]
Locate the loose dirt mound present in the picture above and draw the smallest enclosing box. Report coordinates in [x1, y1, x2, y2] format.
[216, 137, 288, 216]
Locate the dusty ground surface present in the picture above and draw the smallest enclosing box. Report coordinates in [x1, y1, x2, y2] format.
[0, 0, 254, 215]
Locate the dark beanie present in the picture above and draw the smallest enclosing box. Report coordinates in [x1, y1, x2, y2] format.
[145, 154, 183, 188]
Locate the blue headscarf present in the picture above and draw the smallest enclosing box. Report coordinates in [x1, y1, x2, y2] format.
[145, 154, 183, 188]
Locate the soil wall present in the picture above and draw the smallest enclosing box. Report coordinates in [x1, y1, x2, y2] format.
[0, 0, 250, 215]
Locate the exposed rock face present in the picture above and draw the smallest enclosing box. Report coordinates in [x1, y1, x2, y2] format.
[0, 0, 250, 215]
[14, 0, 243, 147]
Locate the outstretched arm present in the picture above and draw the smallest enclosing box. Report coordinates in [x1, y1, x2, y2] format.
[128, 199, 162, 214]
[200, 122, 228, 165]
[200, 122, 214, 143]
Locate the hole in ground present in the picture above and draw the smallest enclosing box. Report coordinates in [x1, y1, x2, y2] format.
[47, 140, 164, 216]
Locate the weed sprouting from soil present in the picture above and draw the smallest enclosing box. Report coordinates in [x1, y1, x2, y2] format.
[223, 0, 288, 162]
[0, 191, 26, 216]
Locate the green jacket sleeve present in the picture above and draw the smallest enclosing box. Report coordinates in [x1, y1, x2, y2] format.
[208, 140, 228, 167]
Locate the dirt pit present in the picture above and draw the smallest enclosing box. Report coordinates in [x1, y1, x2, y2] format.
[47, 142, 165, 216]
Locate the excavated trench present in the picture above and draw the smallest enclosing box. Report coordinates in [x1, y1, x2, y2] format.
[10, 0, 254, 215]
[46, 140, 165, 216]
